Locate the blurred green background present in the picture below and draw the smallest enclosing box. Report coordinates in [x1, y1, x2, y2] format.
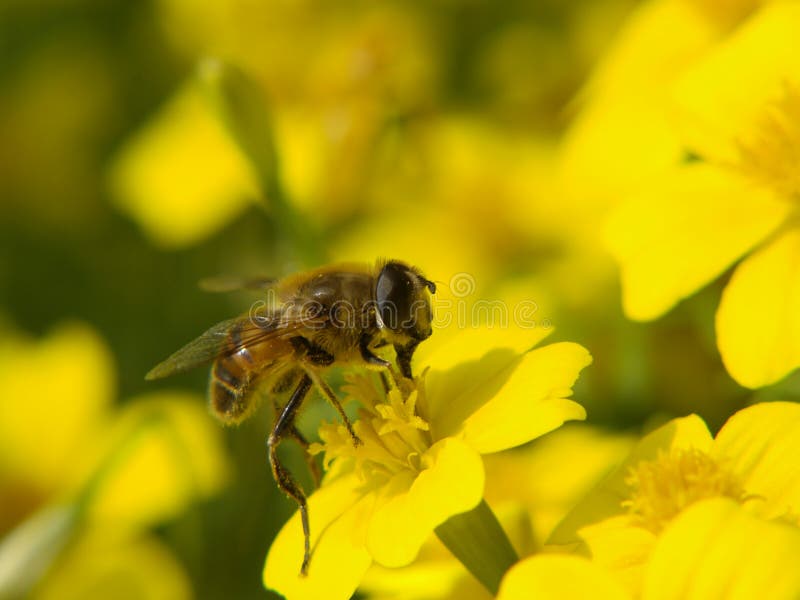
[4, 0, 798, 598]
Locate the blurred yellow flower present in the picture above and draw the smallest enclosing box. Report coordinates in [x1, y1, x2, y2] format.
[558, 0, 721, 217]
[0, 322, 114, 523]
[35, 529, 193, 600]
[109, 79, 259, 248]
[263, 326, 592, 600]
[603, 2, 800, 387]
[549, 401, 800, 595]
[0, 322, 230, 596]
[136, 0, 437, 227]
[498, 498, 800, 600]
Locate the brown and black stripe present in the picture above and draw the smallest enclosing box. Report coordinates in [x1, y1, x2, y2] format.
[209, 320, 296, 424]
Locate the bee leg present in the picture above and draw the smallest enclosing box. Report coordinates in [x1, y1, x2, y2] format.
[271, 399, 322, 488]
[302, 366, 362, 447]
[379, 370, 392, 394]
[360, 333, 391, 368]
[269, 374, 313, 575]
[291, 337, 360, 446]
[394, 340, 420, 379]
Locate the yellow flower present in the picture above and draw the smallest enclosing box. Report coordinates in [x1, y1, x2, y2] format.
[558, 0, 725, 217]
[356, 424, 634, 600]
[548, 401, 800, 595]
[33, 529, 194, 600]
[263, 326, 592, 600]
[498, 498, 800, 600]
[604, 2, 800, 387]
[0, 322, 230, 596]
[117, 1, 436, 241]
[109, 79, 259, 248]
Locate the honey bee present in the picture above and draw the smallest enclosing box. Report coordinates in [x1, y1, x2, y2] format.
[146, 260, 436, 574]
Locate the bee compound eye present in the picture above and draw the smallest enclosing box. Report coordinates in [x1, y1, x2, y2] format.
[376, 262, 415, 331]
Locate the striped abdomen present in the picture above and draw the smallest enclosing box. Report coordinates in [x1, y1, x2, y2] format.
[210, 333, 295, 424]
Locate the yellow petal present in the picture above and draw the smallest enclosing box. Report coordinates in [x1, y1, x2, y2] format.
[716, 229, 800, 387]
[461, 342, 591, 454]
[559, 0, 717, 211]
[422, 325, 551, 374]
[672, 1, 800, 162]
[497, 554, 628, 600]
[712, 401, 800, 522]
[605, 163, 790, 321]
[84, 393, 230, 528]
[577, 515, 656, 597]
[483, 424, 636, 544]
[109, 81, 258, 248]
[422, 326, 553, 440]
[549, 414, 712, 546]
[360, 548, 477, 600]
[264, 473, 373, 600]
[366, 437, 484, 567]
[37, 530, 192, 600]
[643, 498, 800, 600]
[0, 323, 114, 495]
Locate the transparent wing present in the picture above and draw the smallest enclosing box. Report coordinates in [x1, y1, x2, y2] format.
[145, 311, 314, 380]
[198, 275, 277, 293]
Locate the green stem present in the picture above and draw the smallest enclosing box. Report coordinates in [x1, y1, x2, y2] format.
[435, 499, 518, 595]
[197, 58, 324, 267]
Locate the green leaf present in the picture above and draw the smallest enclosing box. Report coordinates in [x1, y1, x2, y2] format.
[435, 499, 519, 595]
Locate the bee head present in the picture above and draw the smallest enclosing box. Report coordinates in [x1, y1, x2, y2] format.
[375, 261, 435, 342]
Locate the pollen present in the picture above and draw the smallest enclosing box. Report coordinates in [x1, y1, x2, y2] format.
[735, 84, 800, 200]
[622, 448, 747, 534]
[310, 372, 432, 490]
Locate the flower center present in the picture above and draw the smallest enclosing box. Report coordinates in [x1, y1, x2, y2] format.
[735, 84, 800, 200]
[310, 372, 432, 491]
[622, 448, 747, 533]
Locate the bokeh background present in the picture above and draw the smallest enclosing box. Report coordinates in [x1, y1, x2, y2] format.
[3, 0, 799, 598]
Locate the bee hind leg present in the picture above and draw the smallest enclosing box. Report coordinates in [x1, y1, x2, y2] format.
[273, 399, 322, 488]
[269, 373, 313, 576]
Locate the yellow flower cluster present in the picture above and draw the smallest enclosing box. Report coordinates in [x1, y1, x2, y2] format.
[4, 0, 800, 597]
[573, 0, 800, 388]
[0, 324, 229, 598]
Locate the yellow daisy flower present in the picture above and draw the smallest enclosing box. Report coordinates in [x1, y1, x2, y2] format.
[548, 401, 800, 596]
[604, 2, 800, 387]
[263, 326, 592, 600]
[498, 498, 800, 600]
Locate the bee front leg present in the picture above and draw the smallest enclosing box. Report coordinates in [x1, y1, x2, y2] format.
[394, 340, 420, 379]
[359, 333, 391, 368]
[269, 374, 313, 576]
